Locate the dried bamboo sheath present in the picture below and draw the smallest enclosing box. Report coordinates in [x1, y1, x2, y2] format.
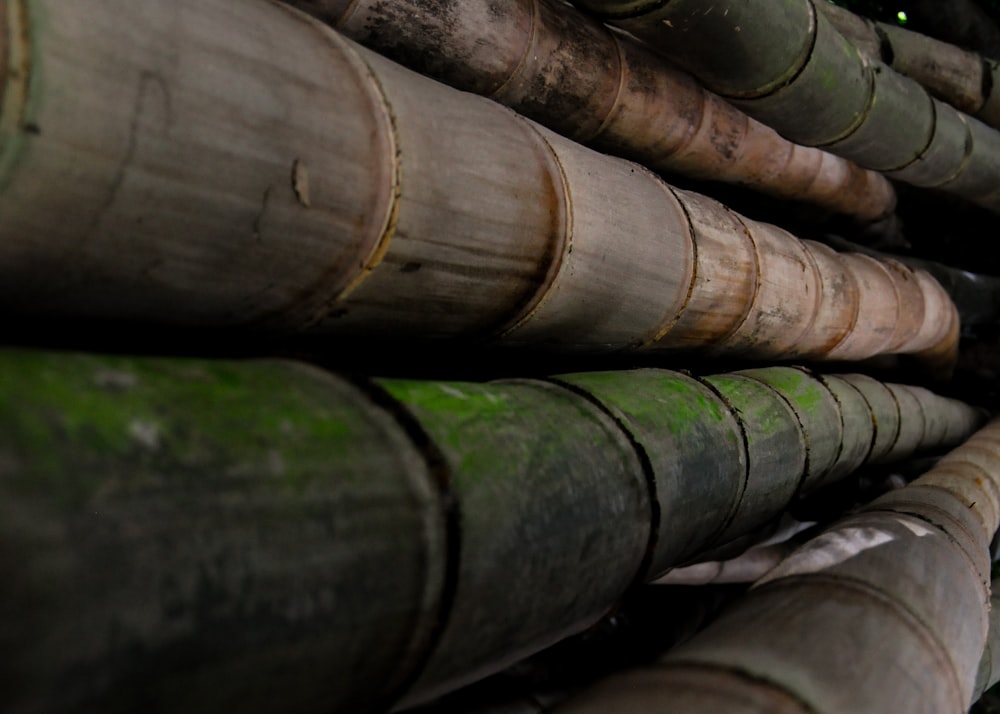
[577, 0, 1000, 212]
[0, 350, 983, 713]
[0, 0, 954, 363]
[557, 420, 1000, 714]
[289, 0, 895, 221]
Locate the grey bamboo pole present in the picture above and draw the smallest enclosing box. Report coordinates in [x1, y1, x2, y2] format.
[0, 0, 955, 365]
[817, 2, 1000, 130]
[0, 348, 982, 712]
[555, 420, 1000, 714]
[574, 0, 1000, 213]
[972, 581, 1000, 702]
[286, 0, 896, 222]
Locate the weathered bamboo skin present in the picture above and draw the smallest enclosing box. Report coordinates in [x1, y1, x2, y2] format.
[0, 0, 956, 364]
[0, 350, 451, 714]
[556, 422, 1000, 714]
[817, 2, 999, 127]
[973, 584, 1000, 701]
[575, 0, 1000, 212]
[287, 0, 895, 221]
[1, 349, 983, 712]
[378, 378, 652, 706]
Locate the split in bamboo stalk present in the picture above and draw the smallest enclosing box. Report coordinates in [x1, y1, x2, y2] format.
[817, 1, 1000, 130]
[0, 349, 982, 712]
[555, 419, 1000, 714]
[286, 0, 895, 222]
[0, 0, 955, 365]
[573, 0, 1000, 213]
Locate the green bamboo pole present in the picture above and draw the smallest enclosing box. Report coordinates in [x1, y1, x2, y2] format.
[0, 0, 956, 365]
[555, 420, 1000, 714]
[0, 349, 983, 712]
[574, 0, 1000, 212]
[286, 0, 896, 222]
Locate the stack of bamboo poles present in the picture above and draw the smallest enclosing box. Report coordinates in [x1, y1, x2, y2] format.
[0, 0, 958, 367]
[0, 349, 983, 712]
[2, 0, 999, 712]
[575, 0, 1000, 212]
[817, 2, 1000, 129]
[556, 418, 1000, 713]
[286, 0, 896, 222]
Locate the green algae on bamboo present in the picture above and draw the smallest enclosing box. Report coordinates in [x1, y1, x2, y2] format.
[0, 349, 985, 712]
[575, 0, 1000, 213]
[0, 0, 956, 366]
[556, 421, 1000, 714]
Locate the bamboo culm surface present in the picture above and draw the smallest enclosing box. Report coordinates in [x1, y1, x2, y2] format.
[574, 0, 1000, 214]
[0, 349, 984, 713]
[556, 419, 1000, 714]
[287, 0, 895, 222]
[817, 2, 1000, 131]
[0, 0, 955, 365]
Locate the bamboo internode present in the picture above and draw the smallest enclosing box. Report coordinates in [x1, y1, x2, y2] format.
[0, 0, 955, 364]
[0, 350, 983, 712]
[556, 420, 1000, 714]
[817, 2, 1000, 130]
[288, 0, 895, 222]
[576, 0, 1000, 213]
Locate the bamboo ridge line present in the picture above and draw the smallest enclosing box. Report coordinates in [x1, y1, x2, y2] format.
[0, 350, 983, 712]
[575, 0, 1000, 213]
[557, 419, 1000, 714]
[286, 0, 896, 222]
[817, 2, 1000, 131]
[0, 0, 954, 364]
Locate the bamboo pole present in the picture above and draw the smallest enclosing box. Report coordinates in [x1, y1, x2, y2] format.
[286, 0, 895, 222]
[0, 349, 983, 712]
[555, 420, 1000, 714]
[973, 582, 1000, 701]
[574, 0, 1000, 213]
[0, 0, 955, 365]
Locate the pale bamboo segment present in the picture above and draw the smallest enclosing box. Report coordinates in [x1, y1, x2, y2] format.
[973, 585, 1000, 700]
[0, 0, 402, 327]
[0, 0, 957, 363]
[823, 254, 899, 360]
[647, 189, 757, 350]
[288, 0, 896, 221]
[575, 0, 1000, 211]
[557, 423, 1000, 714]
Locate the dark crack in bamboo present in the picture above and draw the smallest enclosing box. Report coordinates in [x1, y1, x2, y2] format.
[574, 0, 1000, 213]
[0, 0, 956, 365]
[0, 349, 983, 712]
[286, 0, 895, 222]
[556, 419, 1000, 714]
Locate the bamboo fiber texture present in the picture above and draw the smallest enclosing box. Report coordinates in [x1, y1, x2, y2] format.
[0, 350, 982, 713]
[287, 0, 895, 222]
[817, 2, 1000, 130]
[575, 0, 1000, 213]
[0, 0, 955, 364]
[556, 420, 1000, 714]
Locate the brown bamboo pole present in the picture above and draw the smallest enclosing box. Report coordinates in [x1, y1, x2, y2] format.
[574, 0, 1000, 213]
[555, 420, 1000, 714]
[0, 349, 982, 712]
[0, 0, 955, 365]
[286, 0, 895, 222]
